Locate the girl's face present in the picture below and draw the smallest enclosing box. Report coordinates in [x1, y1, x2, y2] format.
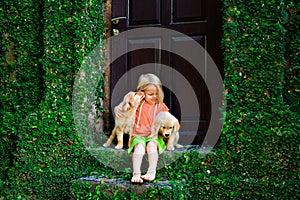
[144, 84, 158, 104]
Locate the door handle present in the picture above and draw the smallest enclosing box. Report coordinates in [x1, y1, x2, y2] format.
[111, 17, 126, 36]
[112, 29, 120, 36]
[111, 16, 126, 24]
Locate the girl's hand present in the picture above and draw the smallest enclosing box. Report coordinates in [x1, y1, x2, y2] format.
[114, 105, 124, 118]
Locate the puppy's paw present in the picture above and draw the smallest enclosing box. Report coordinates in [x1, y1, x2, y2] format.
[175, 144, 183, 148]
[103, 142, 110, 147]
[115, 144, 123, 149]
[167, 145, 175, 151]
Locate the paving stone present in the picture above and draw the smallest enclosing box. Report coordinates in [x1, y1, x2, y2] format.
[75, 175, 175, 196]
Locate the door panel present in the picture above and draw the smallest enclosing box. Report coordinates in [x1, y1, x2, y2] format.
[111, 0, 222, 145]
[127, 38, 161, 87]
[129, 0, 161, 25]
[172, 0, 205, 22]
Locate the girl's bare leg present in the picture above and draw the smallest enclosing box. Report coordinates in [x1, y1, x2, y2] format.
[131, 143, 145, 183]
[141, 141, 158, 181]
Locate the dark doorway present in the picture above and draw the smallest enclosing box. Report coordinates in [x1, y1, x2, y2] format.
[110, 0, 223, 145]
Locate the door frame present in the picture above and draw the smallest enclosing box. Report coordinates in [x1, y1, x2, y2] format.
[104, 0, 224, 145]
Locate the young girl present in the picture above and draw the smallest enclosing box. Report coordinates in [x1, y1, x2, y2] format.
[114, 74, 169, 183]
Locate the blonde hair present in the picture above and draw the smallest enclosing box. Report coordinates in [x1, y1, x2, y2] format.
[136, 73, 164, 103]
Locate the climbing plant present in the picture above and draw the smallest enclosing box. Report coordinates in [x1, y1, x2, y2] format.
[1, 0, 299, 199]
[1, 0, 107, 199]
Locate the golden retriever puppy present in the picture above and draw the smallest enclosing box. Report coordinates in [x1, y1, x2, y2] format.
[151, 111, 183, 150]
[103, 91, 144, 149]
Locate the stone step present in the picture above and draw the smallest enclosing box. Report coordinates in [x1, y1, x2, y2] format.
[75, 175, 175, 196]
[71, 175, 184, 200]
[86, 145, 213, 172]
[72, 145, 214, 198]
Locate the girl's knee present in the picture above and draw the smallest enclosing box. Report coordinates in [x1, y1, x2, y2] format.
[147, 141, 157, 148]
[134, 143, 145, 154]
[147, 141, 158, 153]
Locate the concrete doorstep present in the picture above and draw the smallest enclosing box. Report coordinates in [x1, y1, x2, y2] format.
[73, 145, 213, 196]
[75, 175, 175, 196]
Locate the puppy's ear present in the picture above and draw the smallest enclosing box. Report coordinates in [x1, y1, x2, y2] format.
[129, 92, 137, 106]
[173, 120, 180, 134]
[122, 101, 129, 111]
[129, 97, 134, 107]
[122, 92, 134, 111]
[120, 93, 129, 111]
[151, 119, 160, 139]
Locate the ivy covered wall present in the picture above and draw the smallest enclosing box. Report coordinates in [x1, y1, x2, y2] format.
[220, 0, 299, 198]
[1, 0, 107, 199]
[1, 0, 299, 199]
[1, 0, 45, 195]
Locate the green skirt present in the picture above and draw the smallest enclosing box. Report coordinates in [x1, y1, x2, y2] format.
[128, 136, 166, 154]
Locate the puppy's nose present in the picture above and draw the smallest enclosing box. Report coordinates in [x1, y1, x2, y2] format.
[165, 134, 170, 137]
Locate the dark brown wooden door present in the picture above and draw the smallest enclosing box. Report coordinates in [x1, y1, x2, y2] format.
[110, 0, 223, 145]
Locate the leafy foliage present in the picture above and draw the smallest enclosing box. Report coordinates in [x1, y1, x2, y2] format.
[1, 0, 299, 199]
[283, 1, 300, 112]
[1, 0, 107, 199]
